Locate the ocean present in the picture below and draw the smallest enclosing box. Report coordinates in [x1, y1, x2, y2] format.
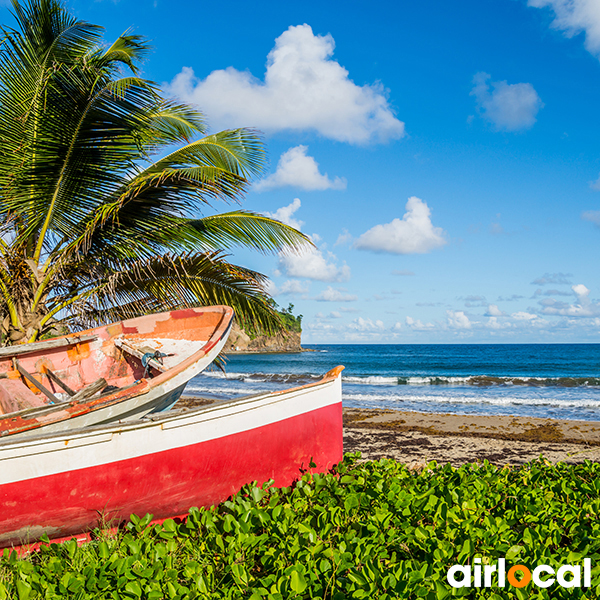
[186, 344, 600, 422]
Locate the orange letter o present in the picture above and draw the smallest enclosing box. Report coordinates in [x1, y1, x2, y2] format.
[508, 565, 531, 588]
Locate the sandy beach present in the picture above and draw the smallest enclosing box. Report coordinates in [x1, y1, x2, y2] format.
[176, 396, 600, 467]
[343, 408, 600, 467]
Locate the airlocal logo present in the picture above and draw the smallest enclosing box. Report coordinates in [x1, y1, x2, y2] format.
[447, 558, 592, 589]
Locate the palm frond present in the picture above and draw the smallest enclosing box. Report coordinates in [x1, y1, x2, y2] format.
[185, 211, 314, 254]
[148, 128, 267, 180]
[59, 251, 283, 334]
[0, 0, 301, 344]
[94, 32, 150, 73]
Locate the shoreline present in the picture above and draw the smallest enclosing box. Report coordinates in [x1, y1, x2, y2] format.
[343, 407, 600, 467]
[224, 348, 315, 355]
[176, 396, 600, 467]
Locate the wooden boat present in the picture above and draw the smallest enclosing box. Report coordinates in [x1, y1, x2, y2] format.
[0, 366, 343, 550]
[0, 306, 234, 439]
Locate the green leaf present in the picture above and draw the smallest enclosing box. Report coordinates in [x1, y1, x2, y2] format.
[506, 545, 523, 560]
[16, 581, 31, 600]
[344, 494, 360, 510]
[290, 570, 307, 595]
[98, 541, 110, 559]
[125, 581, 142, 597]
[231, 563, 249, 586]
[435, 581, 450, 599]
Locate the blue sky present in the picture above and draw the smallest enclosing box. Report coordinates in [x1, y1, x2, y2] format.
[3, 0, 600, 343]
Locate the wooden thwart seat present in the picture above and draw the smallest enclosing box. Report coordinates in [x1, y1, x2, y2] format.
[14, 360, 60, 404]
[70, 378, 108, 402]
[0, 334, 97, 358]
[45, 369, 76, 397]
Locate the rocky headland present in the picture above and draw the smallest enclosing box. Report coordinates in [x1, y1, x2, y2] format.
[225, 320, 303, 353]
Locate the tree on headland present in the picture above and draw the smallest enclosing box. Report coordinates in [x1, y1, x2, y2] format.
[0, 0, 311, 345]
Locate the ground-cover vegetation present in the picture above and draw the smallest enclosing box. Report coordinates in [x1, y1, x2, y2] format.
[2, 454, 600, 599]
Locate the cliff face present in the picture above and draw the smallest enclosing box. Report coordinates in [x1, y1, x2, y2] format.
[226, 321, 302, 353]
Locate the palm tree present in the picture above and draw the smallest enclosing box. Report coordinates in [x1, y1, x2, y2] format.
[0, 0, 310, 345]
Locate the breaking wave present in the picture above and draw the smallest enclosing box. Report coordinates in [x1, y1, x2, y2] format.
[200, 371, 600, 388]
[343, 391, 600, 409]
[343, 375, 600, 388]
[201, 371, 321, 385]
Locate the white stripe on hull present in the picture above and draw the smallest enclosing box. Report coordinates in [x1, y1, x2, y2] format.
[0, 376, 341, 486]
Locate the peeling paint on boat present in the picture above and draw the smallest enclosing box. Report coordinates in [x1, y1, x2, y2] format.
[0, 306, 234, 438]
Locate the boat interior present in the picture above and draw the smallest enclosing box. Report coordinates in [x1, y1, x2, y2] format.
[0, 307, 230, 418]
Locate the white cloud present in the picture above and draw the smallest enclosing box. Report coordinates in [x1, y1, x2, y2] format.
[269, 199, 350, 282]
[541, 284, 600, 317]
[485, 304, 505, 317]
[255, 146, 346, 192]
[470, 72, 543, 132]
[447, 310, 472, 329]
[269, 279, 310, 296]
[490, 217, 505, 235]
[405, 316, 434, 330]
[278, 248, 350, 282]
[355, 197, 447, 254]
[463, 295, 487, 308]
[589, 176, 600, 191]
[531, 272, 572, 285]
[348, 317, 385, 332]
[486, 317, 510, 330]
[335, 229, 352, 246]
[529, 0, 600, 58]
[315, 286, 357, 302]
[265, 198, 304, 230]
[583, 209, 600, 225]
[329, 311, 342, 318]
[533, 288, 573, 297]
[166, 24, 405, 144]
[512, 311, 538, 320]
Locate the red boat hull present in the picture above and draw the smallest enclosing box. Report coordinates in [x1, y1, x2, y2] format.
[0, 367, 344, 549]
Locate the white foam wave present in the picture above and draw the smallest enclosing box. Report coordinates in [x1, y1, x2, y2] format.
[422, 376, 471, 384]
[343, 375, 398, 385]
[185, 384, 262, 395]
[198, 371, 320, 384]
[341, 374, 600, 387]
[200, 371, 229, 379]
[343, 375, 484, 385]
[343, 392, 600, 409]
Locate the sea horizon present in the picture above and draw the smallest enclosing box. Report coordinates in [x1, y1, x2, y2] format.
[187, 343, 600, 423]
[304, 342, 600, 346]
